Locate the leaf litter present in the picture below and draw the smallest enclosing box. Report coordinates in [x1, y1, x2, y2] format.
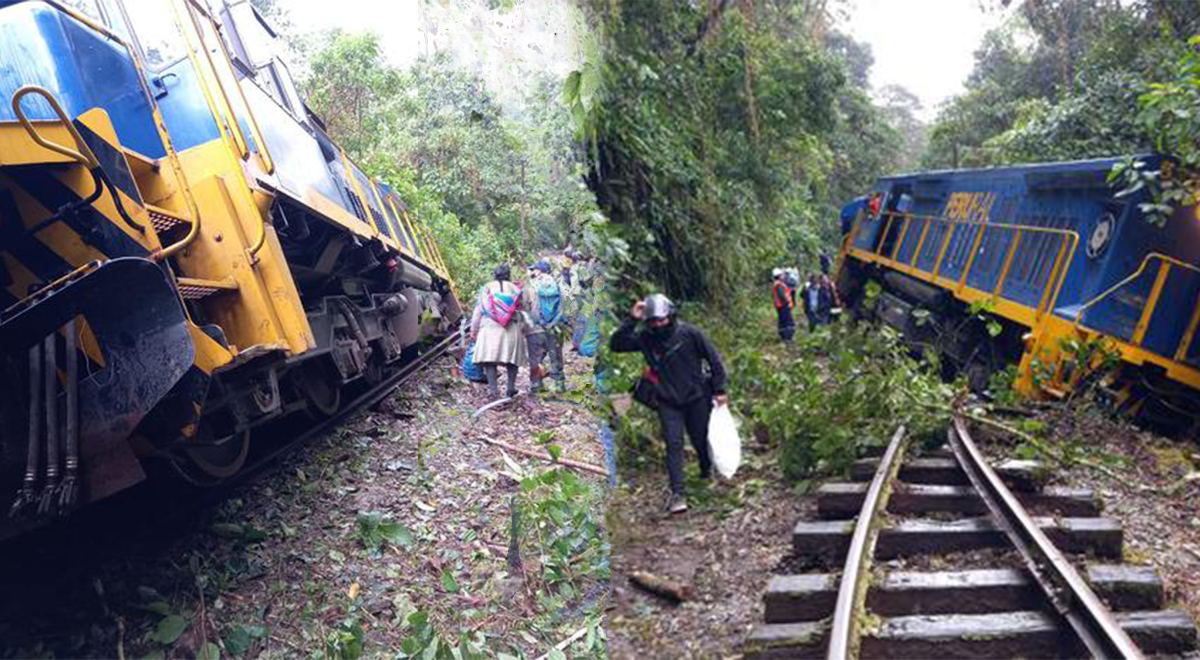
[0, 349, 609, 659]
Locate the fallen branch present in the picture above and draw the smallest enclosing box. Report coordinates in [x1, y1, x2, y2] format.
[476, 435, 609, 477]
[472, 397, 514, 419]
[943, 404, 1132, 484]
[629, 570, 692, 603]
[534, 626, 591, 660]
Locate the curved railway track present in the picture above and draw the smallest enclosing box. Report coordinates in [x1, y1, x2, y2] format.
[745, 417, 1199, 659]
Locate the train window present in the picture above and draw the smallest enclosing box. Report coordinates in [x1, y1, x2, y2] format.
[226, 0, 273, 69]
[122, 0, 188, 71]
[272, 58, 304, 117]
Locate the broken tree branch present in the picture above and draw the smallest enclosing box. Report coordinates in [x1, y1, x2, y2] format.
[475, 435, 610, 477]
[534, 626, 591, 660]
[629, 570, 693, 603]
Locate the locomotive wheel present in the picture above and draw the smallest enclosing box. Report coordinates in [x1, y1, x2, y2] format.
[175, 428, 251, 486]
[296, 362, 342, 418]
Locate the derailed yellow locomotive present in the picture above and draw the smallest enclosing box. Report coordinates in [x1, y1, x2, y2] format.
[0, 0, 462, 536]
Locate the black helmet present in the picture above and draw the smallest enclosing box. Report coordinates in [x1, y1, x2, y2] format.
[643, 293, 675, 320]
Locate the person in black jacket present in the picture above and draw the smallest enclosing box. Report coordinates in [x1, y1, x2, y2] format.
[610, 294, 729, 514]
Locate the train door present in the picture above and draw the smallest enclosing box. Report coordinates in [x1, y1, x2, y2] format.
[878, 184, 913, 259]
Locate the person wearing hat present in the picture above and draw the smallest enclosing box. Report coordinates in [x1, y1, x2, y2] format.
[772, 269, 796, 342]
[524, 259, 567, 393]
[610, 294, 729, 514]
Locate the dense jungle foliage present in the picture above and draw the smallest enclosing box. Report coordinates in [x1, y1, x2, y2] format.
[922, 0, 1200, 170]
[578, 1, 950, 487]
[576, 1, 922, 304]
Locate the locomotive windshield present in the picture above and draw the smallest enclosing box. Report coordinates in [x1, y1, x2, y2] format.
[122, 0, 187, 71]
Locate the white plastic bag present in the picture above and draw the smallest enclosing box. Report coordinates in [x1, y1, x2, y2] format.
[708, 404, 741, 479]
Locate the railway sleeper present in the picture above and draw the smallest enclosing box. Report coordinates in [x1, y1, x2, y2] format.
[743, 609, 1197, 659]
[850, 456, 1049, 490]
[764, 565, 1165, 623]
[792, 516, 1123, 563]
[816, 482, 1101, 519]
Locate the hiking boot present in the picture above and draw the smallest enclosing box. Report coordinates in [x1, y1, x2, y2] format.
[668, 494, 689, 515]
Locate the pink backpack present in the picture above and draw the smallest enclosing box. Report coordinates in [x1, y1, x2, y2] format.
[484, 282, 521, 327]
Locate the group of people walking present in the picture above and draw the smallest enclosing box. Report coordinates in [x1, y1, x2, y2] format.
[466, 250, 599, 400]
[771, 263, 842, 341]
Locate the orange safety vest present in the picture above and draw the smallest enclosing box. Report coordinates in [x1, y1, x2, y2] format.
[773, 281, 792, 309]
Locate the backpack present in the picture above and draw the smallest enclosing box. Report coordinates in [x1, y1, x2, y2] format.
[536, 278, 563, 326]
[484, 282, 521, 327]
[462, 340, 487, 383]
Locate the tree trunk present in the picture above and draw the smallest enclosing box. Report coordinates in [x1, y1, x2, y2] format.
[739, 0, 761, 146]
[520, 161, 528, 250]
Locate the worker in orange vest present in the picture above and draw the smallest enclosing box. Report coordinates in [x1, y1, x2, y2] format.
[772, 269, 796, 342]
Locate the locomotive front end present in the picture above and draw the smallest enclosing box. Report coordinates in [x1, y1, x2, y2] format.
[0, 0, 205, 533]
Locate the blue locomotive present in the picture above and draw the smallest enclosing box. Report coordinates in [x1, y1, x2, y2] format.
[836, 155, 1200, 432]
[0, 0, 461, 537]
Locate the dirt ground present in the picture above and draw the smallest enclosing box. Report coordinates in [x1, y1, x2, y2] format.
[605, 431, 805, 660]
[0, 348, 610, 659]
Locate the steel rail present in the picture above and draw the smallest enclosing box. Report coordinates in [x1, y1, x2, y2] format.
[827, 425, 909, 660]
[949, 417, 1143, 659]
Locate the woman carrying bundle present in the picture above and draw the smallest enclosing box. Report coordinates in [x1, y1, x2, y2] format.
[470, 264, 528, 400]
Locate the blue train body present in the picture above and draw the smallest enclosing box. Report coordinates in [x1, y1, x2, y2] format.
[839, 156, 1200, 422]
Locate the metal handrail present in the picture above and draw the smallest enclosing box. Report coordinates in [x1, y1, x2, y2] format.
[191, 0, 276, 174]
[11, 86, 100, 169]
[171, 0, 249, 161]
[861, 211, 1081, 320]
[1074, 252, 1200, 317]
[1072, 252, 1200, 353]
[26, 2, 202, 257]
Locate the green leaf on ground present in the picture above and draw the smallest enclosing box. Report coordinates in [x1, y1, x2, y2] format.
[150, 614, 188, 644]
[440, 570, 459, 592]
[224, 625, 252, 655]
[379, 521, 414, 548]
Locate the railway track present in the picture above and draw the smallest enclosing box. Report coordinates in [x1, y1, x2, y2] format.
[744, 417, 1199, 659]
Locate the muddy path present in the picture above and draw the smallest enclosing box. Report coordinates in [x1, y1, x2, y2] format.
[605, 432, 804, 660]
